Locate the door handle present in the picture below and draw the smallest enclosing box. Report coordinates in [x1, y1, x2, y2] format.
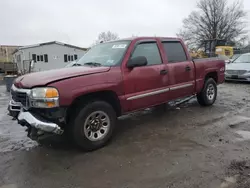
[160, 69, 168, 75]
[185, 66, 191, 71]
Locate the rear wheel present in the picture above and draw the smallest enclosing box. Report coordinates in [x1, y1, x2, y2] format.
[197, 78, 217, 106]
[70, 100, 116, 151]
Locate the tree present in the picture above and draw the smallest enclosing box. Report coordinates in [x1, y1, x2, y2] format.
[235, 35, 250, 47]
[94, 31, 119, 44]
[177, 0, 247, 49]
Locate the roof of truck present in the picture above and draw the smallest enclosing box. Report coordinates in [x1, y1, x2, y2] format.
[116, 36, 182, 41]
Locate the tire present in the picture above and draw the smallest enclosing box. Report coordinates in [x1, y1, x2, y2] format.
[70, 100, 116, 151]
[197, 78, 217, 106]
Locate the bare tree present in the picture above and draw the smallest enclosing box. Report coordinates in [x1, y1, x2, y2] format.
[177, 0, 247, 49]
[94, 31, 119, 44]
[236, 35, 250, 47]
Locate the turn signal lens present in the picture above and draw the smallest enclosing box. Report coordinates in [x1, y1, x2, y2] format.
[45, 88, 59, 98]
[46, 101, 57, 107]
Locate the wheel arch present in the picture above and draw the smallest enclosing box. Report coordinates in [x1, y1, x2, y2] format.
[66, 90, 122, 123]
[205, 71, 218, 83]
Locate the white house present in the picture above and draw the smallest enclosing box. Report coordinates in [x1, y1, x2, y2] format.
[13, 41, 87, 73]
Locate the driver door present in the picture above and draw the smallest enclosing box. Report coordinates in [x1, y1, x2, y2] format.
[123, 41, 169, 111]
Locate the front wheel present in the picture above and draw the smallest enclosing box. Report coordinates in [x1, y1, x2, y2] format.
[70, 101, 116, 151]
[197, 78, 217, 106]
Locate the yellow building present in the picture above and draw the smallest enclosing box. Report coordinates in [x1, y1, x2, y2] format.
[215, 46, 234, 58]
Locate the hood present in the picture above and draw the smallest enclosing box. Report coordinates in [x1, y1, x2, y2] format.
[226, 63, 250, 71]
[14, 66, 110, 88]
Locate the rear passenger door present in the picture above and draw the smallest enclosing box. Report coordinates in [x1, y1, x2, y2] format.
[162, 40, 195, 100]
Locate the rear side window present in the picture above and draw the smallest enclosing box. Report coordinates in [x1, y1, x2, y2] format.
[131, 42, 162, 66]
[162, 42, 187, 63]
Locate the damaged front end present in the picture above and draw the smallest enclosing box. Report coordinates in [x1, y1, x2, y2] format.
[8, 84, 65, 140]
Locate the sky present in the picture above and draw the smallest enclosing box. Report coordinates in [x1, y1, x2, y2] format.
[0, 0, 249, 48]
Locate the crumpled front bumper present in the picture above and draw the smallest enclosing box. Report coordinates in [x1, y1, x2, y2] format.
[18, 111, 64, 135]
[8, 100, 64, 135]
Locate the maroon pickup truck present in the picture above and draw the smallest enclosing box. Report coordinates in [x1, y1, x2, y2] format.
[8, 37, 225, 151]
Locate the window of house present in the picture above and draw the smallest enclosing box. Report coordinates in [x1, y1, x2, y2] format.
[71, 55, 73, 61]
[131, 42, 162, 66]
[40, 55, 43, 61]
[37, 55, 40, 61]
[74, 54, 78, 60]
[162, 41, 187, 63]
[68, 55, 71, 61]
[44, 54, 48, 62]
[64, 54, 68, 62]
[32, 54, 36, 62]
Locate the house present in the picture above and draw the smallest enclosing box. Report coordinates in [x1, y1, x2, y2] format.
[13, 41, 87, 73]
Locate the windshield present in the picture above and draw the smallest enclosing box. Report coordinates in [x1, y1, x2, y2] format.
[76, 41, 130, 67]
[231, 54, 240, 60]
[234, 54, 250, 63]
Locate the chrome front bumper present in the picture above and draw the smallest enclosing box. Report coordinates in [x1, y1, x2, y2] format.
[8, 100, 64, 135]
[225, 73, 250, 82]
[8, 100, 22, 112]
[18, 111, 64, 135]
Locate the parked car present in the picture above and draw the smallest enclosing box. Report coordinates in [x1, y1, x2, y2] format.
[230, 54, 241, 62]
[225, 53, 250, 82]
[8, 37, 225, 151]
[217, 54, 231, 64]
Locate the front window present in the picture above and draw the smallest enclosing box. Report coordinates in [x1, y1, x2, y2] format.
[75, 40, 130, 67]
[234, 54, 250, 63]
[131, 42, 162, 66]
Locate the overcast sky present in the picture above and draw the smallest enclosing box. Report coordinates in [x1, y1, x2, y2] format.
[0, 0, 249, 47]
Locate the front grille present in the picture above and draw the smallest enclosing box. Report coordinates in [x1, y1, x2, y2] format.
[226, 70, 247, 75]
[11, 90, 27, 107]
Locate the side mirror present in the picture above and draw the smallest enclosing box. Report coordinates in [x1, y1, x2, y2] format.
[127, 56, 147, 69]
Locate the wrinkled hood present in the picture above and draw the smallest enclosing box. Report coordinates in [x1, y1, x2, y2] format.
[226, 63, 250, 71]
[14, 66, 110, 88]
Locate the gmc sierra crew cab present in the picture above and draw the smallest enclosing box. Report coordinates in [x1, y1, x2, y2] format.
[8, 37, 225, 151]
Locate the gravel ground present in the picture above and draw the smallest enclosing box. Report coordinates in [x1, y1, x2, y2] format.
[0, 82, 250, 188]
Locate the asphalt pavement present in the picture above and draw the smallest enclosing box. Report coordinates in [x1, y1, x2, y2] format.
[1, 83, 250, 188]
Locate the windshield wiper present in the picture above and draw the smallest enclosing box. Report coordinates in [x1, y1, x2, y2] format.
[84, 62, 102, 67]
[72, 63, 82, 66]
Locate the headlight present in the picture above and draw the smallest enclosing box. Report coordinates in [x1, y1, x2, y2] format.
[29, 87, 59, 108]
